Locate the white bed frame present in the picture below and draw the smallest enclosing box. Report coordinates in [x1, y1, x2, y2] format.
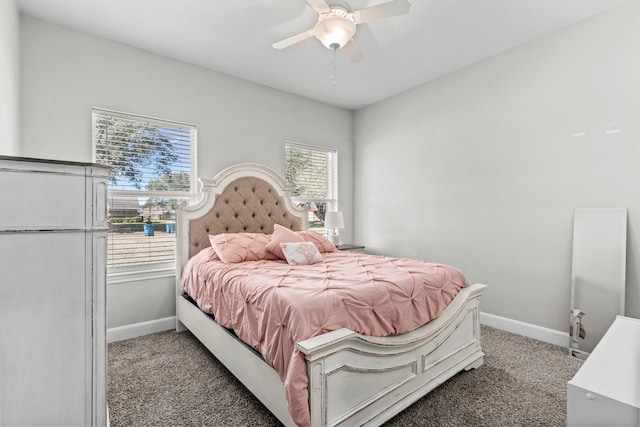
[176, 163, 487, 426]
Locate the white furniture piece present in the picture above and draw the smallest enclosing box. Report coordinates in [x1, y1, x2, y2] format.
[0, 156, 109, 426]
[567, 316, 640, 427]
[336, 243, 365, 253]
[176, 162, 487, 427]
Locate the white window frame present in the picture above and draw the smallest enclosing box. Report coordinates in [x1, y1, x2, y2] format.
[284, 141, 338, 235]
[92, 108, 197, 279]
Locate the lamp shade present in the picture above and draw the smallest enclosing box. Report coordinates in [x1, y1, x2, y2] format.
[324, 211, 344, 229]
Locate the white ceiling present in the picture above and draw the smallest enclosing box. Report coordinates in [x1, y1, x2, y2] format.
[16, 0, 628, 110]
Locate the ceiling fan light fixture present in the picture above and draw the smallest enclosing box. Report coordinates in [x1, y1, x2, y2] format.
[313, 9, 356, 50]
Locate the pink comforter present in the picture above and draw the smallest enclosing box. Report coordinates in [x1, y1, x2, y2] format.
[181, 249, 466, 427]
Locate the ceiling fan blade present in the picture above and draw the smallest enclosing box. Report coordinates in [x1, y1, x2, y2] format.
[341, 39, 363, 62]
[272, 29, 315, 49]
[305, 0, 331, 13]
[353, 0, 411, 24]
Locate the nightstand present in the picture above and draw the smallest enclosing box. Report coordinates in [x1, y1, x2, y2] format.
[336, 244, 365, 253]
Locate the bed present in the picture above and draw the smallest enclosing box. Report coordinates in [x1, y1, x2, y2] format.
[175, 162, 487, 427]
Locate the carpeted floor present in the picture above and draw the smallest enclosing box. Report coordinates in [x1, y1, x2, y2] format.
[107, 326, 583, 426]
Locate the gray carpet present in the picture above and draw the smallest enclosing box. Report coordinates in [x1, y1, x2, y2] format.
[107, 326, 583, 426]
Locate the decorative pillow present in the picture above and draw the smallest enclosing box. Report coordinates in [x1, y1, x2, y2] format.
[266, 224, 304, 259]
[280, 242, 323, 265]
[209, 233, 278, 263]
[297, 230, 337, 253]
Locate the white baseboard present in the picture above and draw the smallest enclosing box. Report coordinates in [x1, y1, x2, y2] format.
[107, 316, 176, 343]
[480, 311, 569, 348]
[106, 313, 569, 348]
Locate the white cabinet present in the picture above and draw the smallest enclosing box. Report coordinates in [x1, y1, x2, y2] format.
[0, 156, 109, 426]
[567, 316, 640, 427]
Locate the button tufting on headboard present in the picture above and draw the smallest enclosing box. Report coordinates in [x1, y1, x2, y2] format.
[188, 175, 303, 258]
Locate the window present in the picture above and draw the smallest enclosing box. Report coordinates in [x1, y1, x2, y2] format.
[92, 108, 197, 269]
[284, 142, 337, 234]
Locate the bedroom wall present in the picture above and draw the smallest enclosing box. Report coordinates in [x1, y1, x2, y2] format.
[0, 0, 20, 156]
[19, 15, 354, 330]
[353, 0, 640, 335]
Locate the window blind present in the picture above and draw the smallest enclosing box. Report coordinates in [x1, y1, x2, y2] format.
[285, 142, 337, 202]
[285, 142, 338, 232]
[93, 109, 196, 197]
[92, 108, 197, 269]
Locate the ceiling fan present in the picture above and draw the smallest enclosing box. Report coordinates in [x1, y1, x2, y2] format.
[272, 0, 411, 62]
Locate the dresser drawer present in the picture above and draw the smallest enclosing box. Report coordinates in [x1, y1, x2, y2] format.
[0, 160, 108, 231]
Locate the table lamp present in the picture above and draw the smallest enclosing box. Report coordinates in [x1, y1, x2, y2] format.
[324, 211, 344, 245]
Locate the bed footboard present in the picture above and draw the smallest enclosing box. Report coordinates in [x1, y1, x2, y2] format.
[297, 283, 487, 426]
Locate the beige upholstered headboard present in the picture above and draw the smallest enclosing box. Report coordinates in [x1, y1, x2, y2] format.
[188, 176, 302, 257]
[176, 163, 306, 265]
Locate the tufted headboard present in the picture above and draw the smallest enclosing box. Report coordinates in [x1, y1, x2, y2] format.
[176, 163, 307, 268]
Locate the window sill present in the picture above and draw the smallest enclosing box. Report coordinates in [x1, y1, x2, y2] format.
[107, 263, 175, 285]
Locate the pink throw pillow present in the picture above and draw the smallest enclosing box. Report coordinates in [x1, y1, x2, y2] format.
[281, 242, 323, 265]
[266, 224, 304, 259]
[209, 233, 278, 263]
[297, 230, 337, 253]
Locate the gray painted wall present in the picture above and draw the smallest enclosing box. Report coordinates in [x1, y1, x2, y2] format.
[354, 0, 640, 334]
[13, 1, 640, 335]
[19, 15, 354, 328]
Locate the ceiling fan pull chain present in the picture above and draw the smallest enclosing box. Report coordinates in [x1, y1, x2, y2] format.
[330, 45, 337, 85]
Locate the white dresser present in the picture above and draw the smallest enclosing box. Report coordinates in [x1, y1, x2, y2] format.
[0, 156, 109, 426]
[567, 315, 640, 427]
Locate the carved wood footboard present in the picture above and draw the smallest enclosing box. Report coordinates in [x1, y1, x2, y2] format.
[299, 283, 486, 426]
[177, 283, 486, 427]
